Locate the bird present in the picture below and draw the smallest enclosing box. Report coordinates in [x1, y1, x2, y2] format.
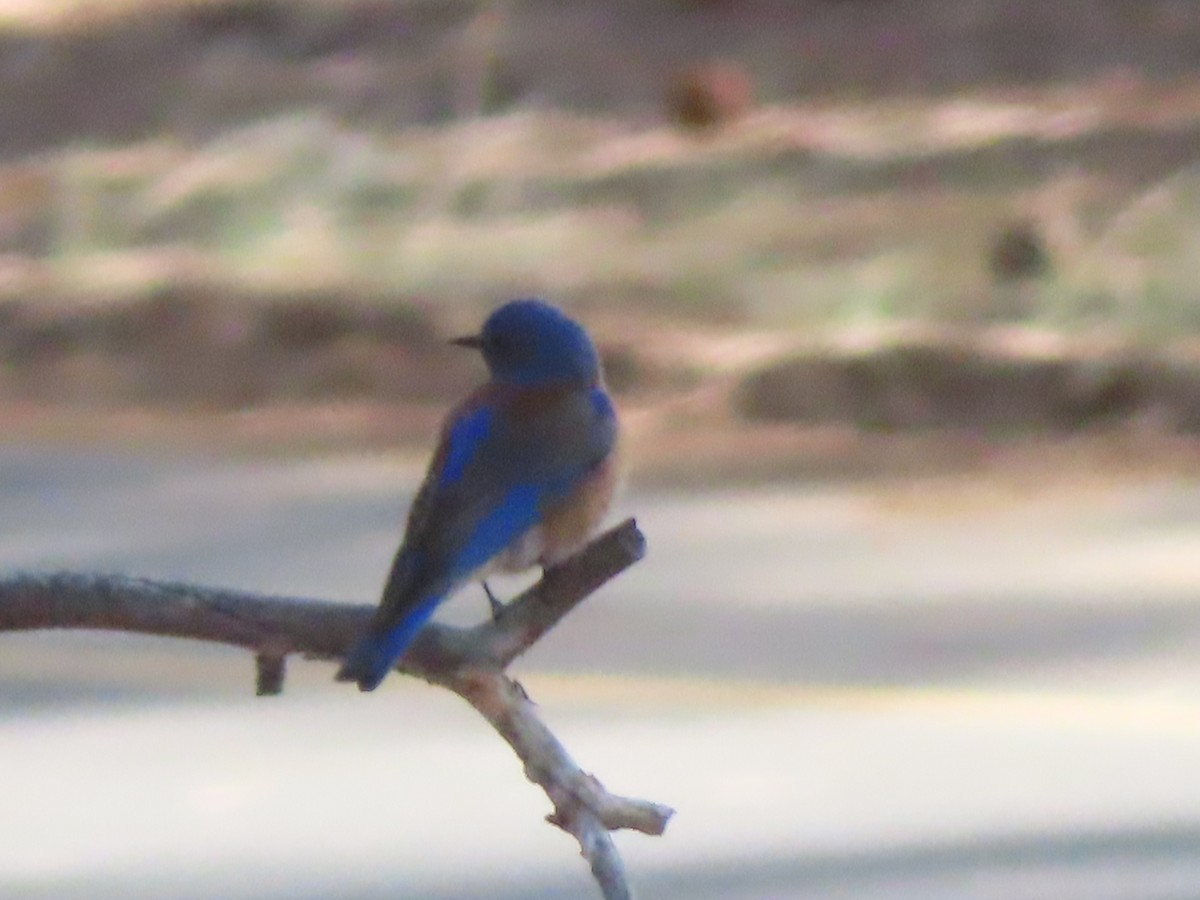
[336, 298, 619, 691]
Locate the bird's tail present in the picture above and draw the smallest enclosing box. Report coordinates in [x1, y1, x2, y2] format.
[336, 549, 441, 691]
[335, 596, 439, 691]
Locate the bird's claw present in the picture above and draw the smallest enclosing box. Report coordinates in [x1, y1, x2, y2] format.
[483, 580, 504, 620]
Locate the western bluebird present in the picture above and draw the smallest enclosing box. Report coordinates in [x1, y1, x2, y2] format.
[336, 298, 619, 691]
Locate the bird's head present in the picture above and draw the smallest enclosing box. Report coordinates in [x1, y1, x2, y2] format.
[452, 298, 601, 387]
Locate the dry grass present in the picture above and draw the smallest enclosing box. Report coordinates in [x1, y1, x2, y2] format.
[0, 77, 1196, 342]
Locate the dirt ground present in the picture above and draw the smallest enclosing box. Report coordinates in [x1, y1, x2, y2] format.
[6, 293, 1200, 489]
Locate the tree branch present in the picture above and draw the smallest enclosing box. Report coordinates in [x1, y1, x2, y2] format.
[0, 518, 671, 899]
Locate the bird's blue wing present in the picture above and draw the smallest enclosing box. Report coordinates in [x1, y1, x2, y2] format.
[412, 385, 614, 583]
[336, 393, 499, 690]
[440, 404, 494, 487]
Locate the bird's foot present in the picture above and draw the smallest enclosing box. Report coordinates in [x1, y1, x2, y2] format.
[483, 580, 504, 620]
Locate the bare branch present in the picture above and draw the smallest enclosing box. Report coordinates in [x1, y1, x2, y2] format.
[0, 519, 646, 680]
[255, 649, 287, 697]
[455, 669, 673, 837]
[455, 669, 670, 900]
[0, 518, 670, 898]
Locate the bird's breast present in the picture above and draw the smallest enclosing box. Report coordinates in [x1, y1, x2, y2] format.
[492, 451, 620, 573]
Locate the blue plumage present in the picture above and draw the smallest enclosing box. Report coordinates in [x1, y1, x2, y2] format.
[440, 406, 493, 487]
[336, 298, 619, 691]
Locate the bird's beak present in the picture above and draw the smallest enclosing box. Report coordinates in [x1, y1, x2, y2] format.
[450, 334, 483, 350]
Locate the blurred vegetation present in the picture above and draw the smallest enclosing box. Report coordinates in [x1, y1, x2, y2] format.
[1, 0, 1200, 423]
[6, 88, 1200, 336]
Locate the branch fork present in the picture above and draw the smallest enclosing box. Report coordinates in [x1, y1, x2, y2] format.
[0, 518, 671, 900]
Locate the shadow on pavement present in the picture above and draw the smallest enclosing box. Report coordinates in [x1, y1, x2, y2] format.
[425, 821, 1200, 900]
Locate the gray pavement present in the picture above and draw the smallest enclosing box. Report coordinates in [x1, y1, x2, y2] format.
[3, 446, 1200, 898]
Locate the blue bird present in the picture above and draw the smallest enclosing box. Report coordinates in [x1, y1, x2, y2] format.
[336, 299, 619, 691]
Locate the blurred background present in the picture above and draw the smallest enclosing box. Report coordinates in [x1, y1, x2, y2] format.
[5, 1, 1200, 897]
